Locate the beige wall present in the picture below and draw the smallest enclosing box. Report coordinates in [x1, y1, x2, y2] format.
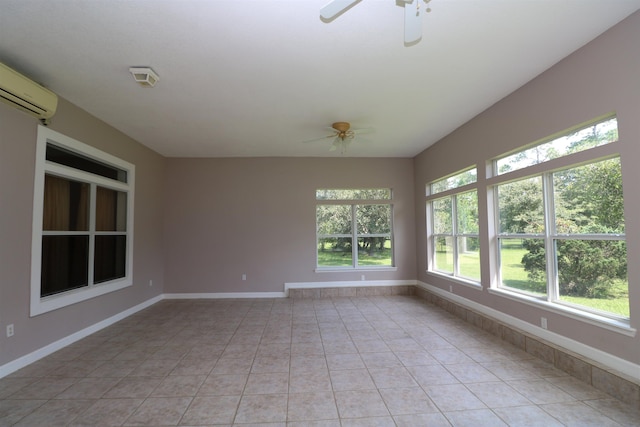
[163, 157, 416, 293]
[414, 11, 640, 364]
[0, 98, 165, 366]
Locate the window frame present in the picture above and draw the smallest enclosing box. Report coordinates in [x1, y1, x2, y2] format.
[315, 189, 395, 271]
[30, 126, 135, 316]
[487, 116, 629, 325]
[426, 167, 481, 286]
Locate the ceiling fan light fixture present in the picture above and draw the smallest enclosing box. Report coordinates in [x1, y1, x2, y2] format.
[302, 121, 372, 154]
[129, 67, 159, 87]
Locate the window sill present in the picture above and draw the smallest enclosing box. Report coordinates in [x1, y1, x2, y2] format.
[426, 270, 483, 291]
[315, 266, 397, 273]
[31, 278, 132, 317]
[488, 287, 635, 337]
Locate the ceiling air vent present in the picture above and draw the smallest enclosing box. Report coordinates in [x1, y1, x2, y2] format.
[129, 67, 159, 87]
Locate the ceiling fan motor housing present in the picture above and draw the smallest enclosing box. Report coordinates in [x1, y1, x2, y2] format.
[332, 122, 351, 132]
[332, 122, 354, 140]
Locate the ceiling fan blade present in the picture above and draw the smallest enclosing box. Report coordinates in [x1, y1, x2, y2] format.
[320, 0, 361, 20]
[404, 0, 422, 44]
[301, 134, 336, 144]
[353, 127, 375, 135]
[330, 138, 341, 151]
[341, 139, 352, 154]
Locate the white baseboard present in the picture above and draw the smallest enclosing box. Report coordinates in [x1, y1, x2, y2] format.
[0, 295, 163, 379]
[163, 292, 286, 299]
[416, 281, 640, 380]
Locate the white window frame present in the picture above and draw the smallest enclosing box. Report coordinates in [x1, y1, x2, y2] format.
[426, 167, 481, 287]
[315, 190, 395, 271]
[30, 126, 135, 316]
[487, 116, 631, 329]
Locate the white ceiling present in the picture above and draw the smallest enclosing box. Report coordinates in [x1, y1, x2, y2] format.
[1, 1, 639, 158]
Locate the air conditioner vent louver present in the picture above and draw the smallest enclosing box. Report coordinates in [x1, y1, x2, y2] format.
[0, 62, 58, 120]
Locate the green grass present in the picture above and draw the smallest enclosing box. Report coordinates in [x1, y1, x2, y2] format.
[317, 247, 352, 267]
[434, 249, 480, 281]
[436, 240, 629, 317]
[560, 282, 629, 317]
[317, 241, 392, 267]
[500, 242, 546, 296]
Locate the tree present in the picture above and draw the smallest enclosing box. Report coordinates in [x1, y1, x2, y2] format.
[517, 159, 625, 298]
[498, 178, 544, 234]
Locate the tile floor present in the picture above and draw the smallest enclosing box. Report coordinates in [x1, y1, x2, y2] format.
[0, 295, 639, 426]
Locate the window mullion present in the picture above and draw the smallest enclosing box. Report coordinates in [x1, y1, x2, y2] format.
[88, 183, 96, 287]
[543, 173, 558, 302]
[451, 195, 459, 276]
[352, 204, 358, 267]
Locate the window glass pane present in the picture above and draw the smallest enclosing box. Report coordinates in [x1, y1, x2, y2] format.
[317, 205, 352, 234]
[96, 187, 128, 232]
[316, 189, 391, 200]
[499, 238, 546, 297]
[554, 158, 624, 235]
[496, 117, 618, 174]
[458, 236, 480, 281]
[457, 191, 478, 234]
[94, 235, 127, 284]
[317, 237, 353, 267]
[357, 237, 392, 266]
[434, 236, 453, 274]
[46, 143, 127, 182]
[432, 198, 452, 234]
[41, 235, 89, 297]
[498, 177, 544, 234]
[556, 239, 628, 317]
[430, 168, 477, 195]
[43, 174, 89, 231]
[357, 204, 391, 234]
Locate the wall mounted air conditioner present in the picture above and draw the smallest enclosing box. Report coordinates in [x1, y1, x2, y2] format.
[0, 62, 58, 121]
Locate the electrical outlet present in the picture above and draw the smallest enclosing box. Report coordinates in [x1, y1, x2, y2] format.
[6, 324, 14, 337]
[449, 285, 453, 293]
[242, 274, 247, 281]
[361, 275, 365, 281]
[149, 279, 153, 287]
[541, 317, 548, 329]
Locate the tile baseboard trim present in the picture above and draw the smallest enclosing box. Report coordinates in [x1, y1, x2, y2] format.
[415, 281, 640, 408]
[284, 280, 416, 298]
[0, 294, 163, 379]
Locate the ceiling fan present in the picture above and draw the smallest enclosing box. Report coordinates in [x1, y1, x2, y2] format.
[320, 0, 432, 45]
[304, 122, 374, 154]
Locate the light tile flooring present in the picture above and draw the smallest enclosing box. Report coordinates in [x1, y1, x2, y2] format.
[1, 296, 639, 426]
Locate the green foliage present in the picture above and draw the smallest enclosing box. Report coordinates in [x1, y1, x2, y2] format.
[499, 122, 626, 305]
[498, 178, 544, 233]
[555, 159, 624, 233]
[317, 240, 391, 267]
[431, 168, 477, 194]
[520, 239, 546, 282]
[500, 242, 628, 317]
[555, 239, 626, 298]
[497, 117, 618, 175]
[317, 201, 392, 267]
[316, 189, 391, 200]
[456, 191, 478, 234]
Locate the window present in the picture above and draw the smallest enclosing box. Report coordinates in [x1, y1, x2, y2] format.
[491, 116, 628, 320]
[496, 117, 618, 174]
[31, 126, 134, 316]
[316, 189, 393, 269]
[426, 168, 480, 283]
